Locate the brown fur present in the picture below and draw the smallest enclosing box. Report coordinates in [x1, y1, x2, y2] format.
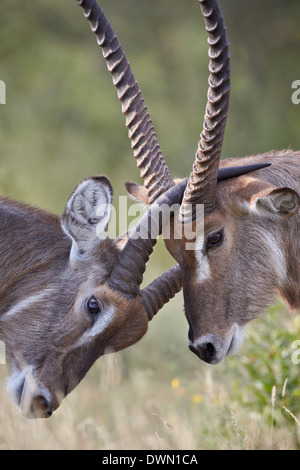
[127, 150, 300, 361]
[0, 177, 149, 418]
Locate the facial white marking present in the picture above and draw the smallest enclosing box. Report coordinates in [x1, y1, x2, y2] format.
[6, 365, 52, 417]
[226, 324, 246, 357]
[6, 368, 26, 405]
[194, 235, 211, 282]
[263, 232, 287, 283]
[238, 199, 251, 214]
[2, 289, 55, 319]
[75, 304, 115, 348]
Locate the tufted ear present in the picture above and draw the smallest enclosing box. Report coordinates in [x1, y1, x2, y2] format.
[61, 176, 113, 262]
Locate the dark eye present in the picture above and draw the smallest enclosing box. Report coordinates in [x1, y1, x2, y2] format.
[87, 296, 102, 316]
[207, 229, 224, 249]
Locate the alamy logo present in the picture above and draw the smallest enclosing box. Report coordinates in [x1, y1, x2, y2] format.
[291, 80, 300, 105]
[0, 80, 6, 104]
[0, 341, 5, 364]
[291, 340, 300, 364]
[94, 198, 205, 250]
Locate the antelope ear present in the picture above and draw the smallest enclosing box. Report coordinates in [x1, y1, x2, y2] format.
[250, 187, 299, 218]
[235, 178, 300, 218]
[125, 179, 184, 205]
[62, 176, 113, 261]
[125, 181, 149, 205]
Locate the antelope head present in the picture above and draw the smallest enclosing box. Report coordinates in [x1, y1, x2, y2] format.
[1, 0, 187, 418]
[177, 1, 300, 364]
[126, 0, 300, 364]
[0, 176, 181, 419]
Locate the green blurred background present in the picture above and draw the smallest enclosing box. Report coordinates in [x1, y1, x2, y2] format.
[1, 0, 300, 449]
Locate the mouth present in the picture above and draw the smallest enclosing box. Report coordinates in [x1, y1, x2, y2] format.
[7, 368, 53, 419]
[226, 332, 236, 357]
[226, 324, 245, 358]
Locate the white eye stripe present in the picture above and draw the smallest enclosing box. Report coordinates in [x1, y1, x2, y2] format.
[195, 235, 211, 282]
[263, 233, 287, 283]
[197, 255, 211, 282]
[75, 304, 115, 347]
[194, 234, 205, 253]
[2, 289, 55, 319]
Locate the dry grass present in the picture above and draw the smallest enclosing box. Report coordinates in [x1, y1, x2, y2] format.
[0, 299, 300, 450]
[0, 362, 298, 450]
[1, 0, 300, 452]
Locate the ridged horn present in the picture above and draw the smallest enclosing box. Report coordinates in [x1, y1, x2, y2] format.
[140, 265, 182, 321]
[180, 0, 230, 221]
[109, 163, 271, 301]
[108, 181, 187, 297]
[76, 0, 174, 203]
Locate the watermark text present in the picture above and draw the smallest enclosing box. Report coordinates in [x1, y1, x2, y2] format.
[291, 340, 300, 364]
[0, 341, 6, 364]
[95, 197, 204, 250]
[0, 80, 6, 104]
[291, 80, 300, 105]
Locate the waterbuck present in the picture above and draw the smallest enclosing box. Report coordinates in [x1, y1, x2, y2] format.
[73, 0, 272, 364]
[0, 175, 188, 419]
[0, 0, 281, 420]
[125, 0, 300, 364]
[0, 0, 190, 419]
[0, 0, 235, 420]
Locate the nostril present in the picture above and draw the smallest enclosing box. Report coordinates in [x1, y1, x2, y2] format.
[190, 332, 236, 365]
[198, 342, 216, 363]
[189, 341, 217, 364]
[32, 395, 52, 418]
[205, 342, 215, 360]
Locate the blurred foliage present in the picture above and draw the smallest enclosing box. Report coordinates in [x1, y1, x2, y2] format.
[0, 0, 300, 449]
[1, 300, 300, 449]
[1, 0, 300, 273]
[227, 303, 300, 426]
[1, 0, 300, 211]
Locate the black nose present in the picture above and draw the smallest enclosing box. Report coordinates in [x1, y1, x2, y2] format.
[189, 342, 216, 364]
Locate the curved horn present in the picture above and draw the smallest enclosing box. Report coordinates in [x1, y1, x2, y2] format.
[110, 162, 271, 297]
[76, 0, 174, 203]
[114, 168, 273, 315]
[217, 163, 271, 181]
[180, 0, 230, 221]
[140, 264, 182, 321]
[108, 181, 187, 297]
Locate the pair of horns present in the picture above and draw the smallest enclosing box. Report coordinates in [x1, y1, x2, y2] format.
[76, 0, 270, 319]
[109, 162, 270, 319]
